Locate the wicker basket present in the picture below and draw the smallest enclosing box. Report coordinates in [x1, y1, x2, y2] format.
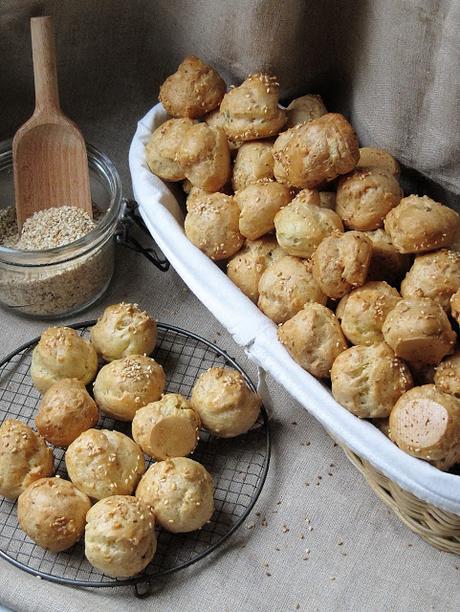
[341, 445, 460, 554]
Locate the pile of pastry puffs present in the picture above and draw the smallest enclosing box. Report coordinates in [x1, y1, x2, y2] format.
[146, 56, 460, 473]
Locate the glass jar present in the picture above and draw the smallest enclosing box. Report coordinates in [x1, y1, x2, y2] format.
[0, 140, 122, 318]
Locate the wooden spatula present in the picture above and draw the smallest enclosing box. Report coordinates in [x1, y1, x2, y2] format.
[13, 16, 92, 230]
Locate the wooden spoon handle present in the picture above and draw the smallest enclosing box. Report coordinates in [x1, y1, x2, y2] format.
[31, 16, 60, 113]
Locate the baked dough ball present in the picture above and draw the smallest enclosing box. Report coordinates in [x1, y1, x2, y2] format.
[227, 236, 285, 302]
[90, 302, 157, 362]
[232, 141, 274, 191]
[336, 168, 402, 231]
[132, 393, 200, 460]
[235, 180, 292, 240]
[65, 429, 145, 500]
[272, 113, 359, 189]
[434, 351, 460, 398]
[311, 231, 372, 299]
[331, 343, 413, 418]
[357, 147, 400, 176]
[0, 420, 54, 500]
[31, 326, 98, 394]
[451, 288, 460, 324]
[145, 118, 195, 181]
[365, 229, 412, 284]
[401, 250, 460, 312]
[220, 73, 286, 141]
[93, 355, 165, 421]
[389, 385, 460, 470]
[382, 297, 455, 365]
[177, 123, 230, 192]
[286, 94, 327, 128]
[17, 478, 91, 552]
[204, 110, 242, 150]
[258, 255, 326, 323]
[384, 195, 460, 254]
[191, 367, 261, 437]
[274, 200, 343, 258]
[159, 56, 226, 119]
[336, 281, 401, 346]
[319, 192, 336, 210]
[278, 303, 347, 378]
[35, 378, 98, 447]
[184, 192, 243, 260]
[85, 495, 156, 577]
[290, 188, 322, 207]
[136, 458, 214, 533]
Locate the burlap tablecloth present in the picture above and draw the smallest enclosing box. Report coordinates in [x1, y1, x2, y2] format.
[1, 1, 460, 610]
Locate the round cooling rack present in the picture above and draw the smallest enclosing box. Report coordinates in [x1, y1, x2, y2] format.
[0, 322, 270, 595]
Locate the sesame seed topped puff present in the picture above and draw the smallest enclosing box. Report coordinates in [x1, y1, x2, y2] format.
[220, 73, 286, 141]
[145, 117, 195, 181]
[159, 56, 226, 119]
[434, 350, 460, 398]
[232, 141, 275, 191]
[272, 113, 359, 189]
[286, 94, 327, 129]
[356, 147, 400, 176]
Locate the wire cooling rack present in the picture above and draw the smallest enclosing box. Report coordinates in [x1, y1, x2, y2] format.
[0, 322, 270, 595]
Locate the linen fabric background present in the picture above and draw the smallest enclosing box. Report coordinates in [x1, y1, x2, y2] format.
[0, 1, 460, 611]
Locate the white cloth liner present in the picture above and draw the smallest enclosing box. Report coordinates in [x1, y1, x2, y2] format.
[129, 103, 460, 515]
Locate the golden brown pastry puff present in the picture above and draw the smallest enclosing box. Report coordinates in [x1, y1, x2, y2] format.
[311, 231, 373, 299]
[17, 477, 91, 552]
[31, 326, 98, 394]
[0, 420, 54, 500]
[286, 94, 327, 128]
[85, 496, 156, 577]
[184, 192, 244, 260]
[382, 297, 456, 365]
[177, 123, 231, 192]
[257, 255, 326, 324]
[451, 287, 460, 324]
[191, 367, 261, 437]
[434, 351, 460, 398]
[389, 385, 460, 470]
[356, 147, 400, 176]
[272, 113, 359, 189]
[384, 195, 460, 254]
[336, 167, 402, 231]
[331, 342, 413, 418]
[232, 141, 274, 191]
[400, 249, 460, 312]
[35, 378, 99, 447]
[278, 303, 347, 378]
[227, 236, 285, 303]
[136, 458, 214, 533]
[145, 117, 195, 181]
[220, 73, 286, 141]
[159, 56, 226, 119]
[90, 302, 157, 362]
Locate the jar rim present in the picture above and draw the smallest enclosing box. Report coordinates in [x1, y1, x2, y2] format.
[0, 140, 122, 267]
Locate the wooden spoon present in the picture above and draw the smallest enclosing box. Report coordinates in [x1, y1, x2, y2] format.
[13, 16, 92, 230]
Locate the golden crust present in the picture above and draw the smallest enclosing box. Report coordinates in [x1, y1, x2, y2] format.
[382, 297, 456, 365]
[145, 118, 195, 181]
[190, 367, 261, 437]
[336, 167, 402, 231]
[0, 420, 54, 500]
[451, 288, 460, 324]
[286, 94, 327, 128]
[272, 113, 359, 189]
[132, 393, 201, 460]
[35, 378, 99, 448]
[18, 478, 91, 552]
[232, 141, 274, 191]
[93, 355, 165, 422]
[65, 429, 145, 500]
[331, 342, 413, 418]
[389, 385, 460, 470]
[384, 195, 460, 254]
[177, 123, 230, 191]
[90, 302, 157, 362]
[278, 303, 347, 378]
[159, 56, 226, 119]
[401, 249, 460, 312]
[311, 231, 373, 299]
[258, 255, 326, 323]
[220, 73, 286, 141]
[136, 458, 214, 533]
[364, 229, 412, 284]
[227, 237, 285, 303]
[85, 496, 156, 577]
[434, 351, 460, 398]
[357, 147, 400, 176]
[235, 180, 292, 240]
[184, 192, 244, 260]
